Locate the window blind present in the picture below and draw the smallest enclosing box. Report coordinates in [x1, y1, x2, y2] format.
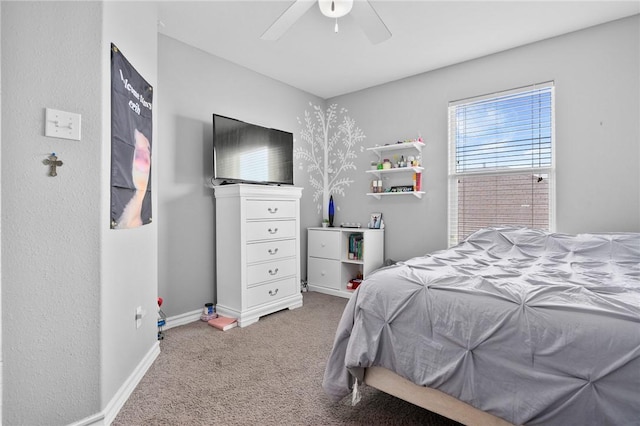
[448, 83, 555, 245]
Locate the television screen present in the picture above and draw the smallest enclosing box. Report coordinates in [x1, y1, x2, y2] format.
[213, 114, 294, 185]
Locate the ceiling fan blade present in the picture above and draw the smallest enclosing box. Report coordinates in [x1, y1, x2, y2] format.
[261, 0, 316, 41]
[351, 0, 391, 44]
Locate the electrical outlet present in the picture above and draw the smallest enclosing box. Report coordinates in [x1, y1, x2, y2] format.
[135, 306, 146, 329]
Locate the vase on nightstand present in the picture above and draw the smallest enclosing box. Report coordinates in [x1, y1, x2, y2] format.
[328, 195, 335, 227]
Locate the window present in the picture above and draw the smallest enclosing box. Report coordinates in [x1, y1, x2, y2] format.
[448, 82, 555, 246]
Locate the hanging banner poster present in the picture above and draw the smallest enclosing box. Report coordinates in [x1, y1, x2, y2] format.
[110, 43, 153, 229]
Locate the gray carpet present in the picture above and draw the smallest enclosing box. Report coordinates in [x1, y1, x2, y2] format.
[113, 292, 461, 425]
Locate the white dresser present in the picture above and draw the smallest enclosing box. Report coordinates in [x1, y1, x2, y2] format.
[213, 184, 303, 327]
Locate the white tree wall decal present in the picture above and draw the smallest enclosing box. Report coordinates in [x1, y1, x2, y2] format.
[295, 102, 365, 218]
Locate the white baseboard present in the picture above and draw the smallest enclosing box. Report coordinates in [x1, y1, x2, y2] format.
[103, 342, 161, 424]
[68, 310, 201, 425]
[69, 342, 160, 426]
[164, 308, 202, 330]
[68, 410, 104, 426]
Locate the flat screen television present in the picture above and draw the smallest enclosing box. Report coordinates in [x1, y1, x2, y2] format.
[212, 114, 294, 186]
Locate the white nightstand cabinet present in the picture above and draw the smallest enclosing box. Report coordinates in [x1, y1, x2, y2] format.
[307, 227, 384, 298]
[213, 184, 303, 327]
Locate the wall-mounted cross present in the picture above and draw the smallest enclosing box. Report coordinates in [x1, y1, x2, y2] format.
[43, 153, 63, 177]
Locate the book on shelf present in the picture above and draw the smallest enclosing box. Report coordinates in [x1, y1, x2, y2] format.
[208, 315, 237, 331]
[348, 233, 363, 260]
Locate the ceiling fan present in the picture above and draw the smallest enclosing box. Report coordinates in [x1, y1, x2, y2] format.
[261, 0, 392, 44]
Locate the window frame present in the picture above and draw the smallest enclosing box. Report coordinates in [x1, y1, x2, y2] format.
[447, 82, 556, 247]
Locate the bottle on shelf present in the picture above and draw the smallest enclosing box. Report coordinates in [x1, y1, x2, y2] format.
[413, 172, 422, 192]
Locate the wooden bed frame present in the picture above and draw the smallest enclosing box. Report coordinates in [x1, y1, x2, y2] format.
[364, 366, 514, 426]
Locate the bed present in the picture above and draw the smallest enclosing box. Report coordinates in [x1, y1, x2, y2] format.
[322, 227, 640, 425]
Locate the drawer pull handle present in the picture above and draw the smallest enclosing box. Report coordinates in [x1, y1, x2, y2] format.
[321, 243, 325, 247]
[269, 288, 279, 296]
[268, 268, 279, 276]
[268, 207, 278, 214]
[268, 248, 279, 255]
[268, 228, 278, 234]
[321, 271, 325, 276]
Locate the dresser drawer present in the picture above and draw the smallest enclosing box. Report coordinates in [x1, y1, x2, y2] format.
[246, 239, 296, 263]
[246, 200, 296, 220]
[247, 257, 297, 287]
[247, 276, 297, 308]
[307, 257, 341, 289]
[246, 220, 296, 242]
[308, 229, 340, 260]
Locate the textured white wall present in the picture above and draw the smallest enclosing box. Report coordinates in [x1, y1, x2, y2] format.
[101, 1, 159, 413]
[1, 2, 159, 424]
[326, 15, 640, 261]
[157, 35, 323, 317]
[2, 2, 103, 424]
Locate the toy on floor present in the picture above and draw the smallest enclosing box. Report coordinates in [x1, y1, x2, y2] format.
[157, 297, 167, 340]
[200, 302, 218, 321]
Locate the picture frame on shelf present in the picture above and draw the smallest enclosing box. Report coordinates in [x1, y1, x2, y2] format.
[369, 212, 382, 229]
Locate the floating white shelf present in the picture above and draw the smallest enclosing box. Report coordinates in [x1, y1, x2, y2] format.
[367, 141, 425, 157]
[366, 166, 424, 178]
[366, 191, 425, 199]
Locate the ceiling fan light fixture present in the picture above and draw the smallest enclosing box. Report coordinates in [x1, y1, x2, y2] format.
[318, 0, 353, 19]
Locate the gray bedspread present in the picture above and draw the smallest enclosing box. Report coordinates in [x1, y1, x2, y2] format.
[323, 227, 640, 425]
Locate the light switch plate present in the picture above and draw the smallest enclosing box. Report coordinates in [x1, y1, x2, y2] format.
[45, 108, 81, 140]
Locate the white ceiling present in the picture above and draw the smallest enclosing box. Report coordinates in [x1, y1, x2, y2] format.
[157, 0, 640, 99]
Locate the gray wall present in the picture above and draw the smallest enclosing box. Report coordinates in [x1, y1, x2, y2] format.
[158, 15, 639, 319]
[326, 15, 640, 261]
[1, 1, 159, 424]
[157, 35, 324, 317]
